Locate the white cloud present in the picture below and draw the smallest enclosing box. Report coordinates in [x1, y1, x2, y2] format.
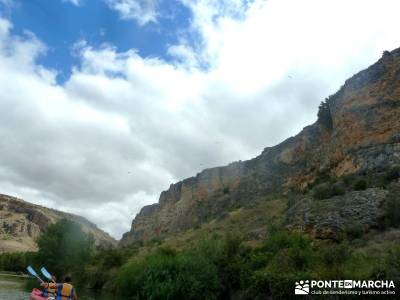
[167, 44, 199, 68]
[63, 0, 82, 6]
[179, 0, 400, 95]
[1, 0, 400, 238]
[105, 0, 158, 25]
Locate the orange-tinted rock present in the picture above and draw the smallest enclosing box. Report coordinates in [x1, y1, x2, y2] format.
[120, 48, 400, 246]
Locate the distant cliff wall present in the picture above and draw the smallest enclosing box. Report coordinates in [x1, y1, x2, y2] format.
[120, 48, 400, 246]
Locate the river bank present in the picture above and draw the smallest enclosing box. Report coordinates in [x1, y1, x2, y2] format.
[0, 274, 29, 300]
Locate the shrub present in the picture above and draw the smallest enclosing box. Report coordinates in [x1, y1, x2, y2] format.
[242, 230, 315, 299]
[383, 247, 400, 280]
[386, 166, 400, 181]
[332, 181, 346, 195]
[317, 243, 353, 278]
[382, 193, 400, 228]
[317, 99, 333, 130]
[84, 248, 134, 289]
[313, 183, 332, 199]
[344, 222, 364, 240]
[353, 179, 368, 191]
[380, 166, 400, 187]
[261, 230, 314, 271]
[313, 181, 345, 200]
[309, 172, 334, 189]
[115, 249, 222, 299]
[342, 174, 356, 186]
[0, 252, 36, 272]
[245, 270, 311, 300]
[147, 237, 163, 246]
[371, 246, 400, 280]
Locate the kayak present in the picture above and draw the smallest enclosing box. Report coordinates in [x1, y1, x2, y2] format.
[29, 288, 48, 300]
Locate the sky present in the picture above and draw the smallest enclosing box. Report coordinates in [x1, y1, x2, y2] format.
[0, 0, 400, 239]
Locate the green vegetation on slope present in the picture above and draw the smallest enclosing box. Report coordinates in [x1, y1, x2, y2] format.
[2, 225, 400, 299]
[113, 229, 400, 299]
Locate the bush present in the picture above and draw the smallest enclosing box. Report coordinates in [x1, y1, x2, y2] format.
[313, 183, 332, 199]
[353, 179, 368, 191]
[383, 247, 400, 280]
[317, 243, 352, 278]
[317, 99, 333, 130]
[243, 230, 314, 299]
[245, 270, 310, 300]
[371, 246, 400, 280]
[386, 166, 400, 181]
[380, 166, 400, 187]
[0, 252, 36, 272]
[313, 181, 345, 200]
[342, 174, 356, 186]
[344, 222, 364, 240]
[261, 229, 314, 272]
[382, 194, 400, 228]
[309, 172, 334, 190]
[115, 249, 222, 299]
[84, 248, 134, 289]
[147, 237, 163, 246]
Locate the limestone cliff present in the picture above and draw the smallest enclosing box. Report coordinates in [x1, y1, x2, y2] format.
[120, 48, 400, 246]
[0, 194, 116, 252]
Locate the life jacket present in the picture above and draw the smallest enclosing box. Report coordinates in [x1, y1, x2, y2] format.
[42, 282, 57, 297]
[56, 283, 74, 300]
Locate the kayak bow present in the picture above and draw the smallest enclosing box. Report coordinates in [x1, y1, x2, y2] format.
[29, 288, 48, 300]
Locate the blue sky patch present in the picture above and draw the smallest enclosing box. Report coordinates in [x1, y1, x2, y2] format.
[3, 0, 192, 83]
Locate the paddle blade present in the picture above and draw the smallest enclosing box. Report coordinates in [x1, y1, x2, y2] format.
[40, 267, 52, 281]
[26, 266, 43, 282]
[27, 266, 38, 277]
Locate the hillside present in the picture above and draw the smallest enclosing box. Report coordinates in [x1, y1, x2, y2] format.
[120, 48, 400, 246]
[0, 194, 116, 252]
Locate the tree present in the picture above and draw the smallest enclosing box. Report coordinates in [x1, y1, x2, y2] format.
[317, 99, 333, 130]
[36, 219, 94, 280]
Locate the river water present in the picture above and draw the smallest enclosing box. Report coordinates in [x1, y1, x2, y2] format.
[0, 275, 121, 300]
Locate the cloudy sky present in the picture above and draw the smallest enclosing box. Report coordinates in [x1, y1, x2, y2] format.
[0, 0, 399, 238]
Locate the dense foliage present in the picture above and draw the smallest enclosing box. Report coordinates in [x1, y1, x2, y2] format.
[0, 219, 98, 284]
[112, 229, 400, 299]
[35, 219, 94, 280]
[0, 219, 133, 290]
[116, 246, 221, 299]
[0, 251, 36, 272]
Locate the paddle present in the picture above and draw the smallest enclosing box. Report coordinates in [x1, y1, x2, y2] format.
[40, 267, 56, 283]
[26, 266, 44, 283]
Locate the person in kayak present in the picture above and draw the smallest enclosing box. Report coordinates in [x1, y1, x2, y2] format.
[55, 276, 78, 300]
[40, 275, 57, 298]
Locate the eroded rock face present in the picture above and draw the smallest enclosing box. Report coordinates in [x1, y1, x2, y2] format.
[0, 194, 116, 252]
[286, 188, 388, 240]
[120, 48, 400, 246]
